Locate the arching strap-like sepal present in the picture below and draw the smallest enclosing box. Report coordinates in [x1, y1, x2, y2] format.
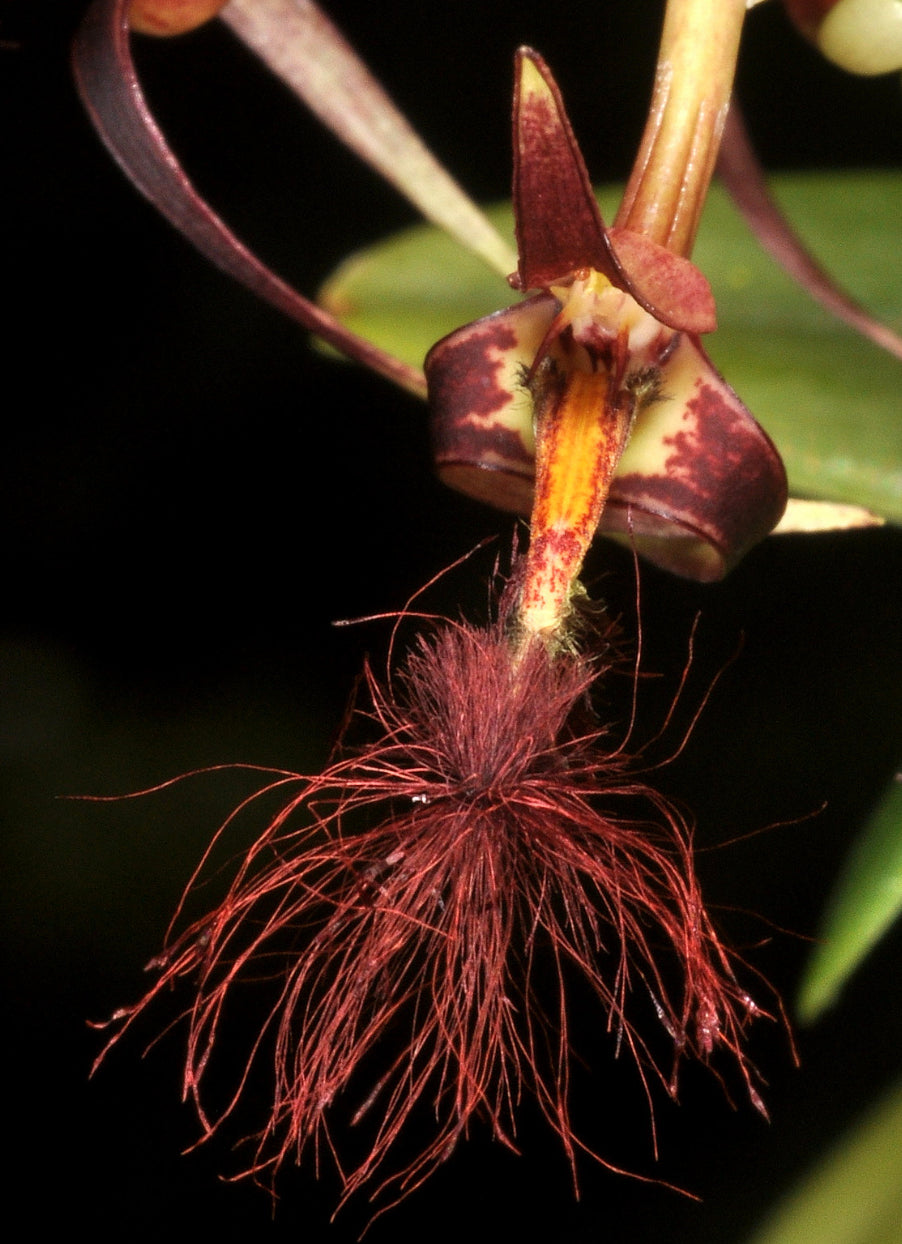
[72, 0, 426, 397]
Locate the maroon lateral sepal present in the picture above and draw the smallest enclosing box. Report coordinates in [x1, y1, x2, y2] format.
[426, 309, 787, 582]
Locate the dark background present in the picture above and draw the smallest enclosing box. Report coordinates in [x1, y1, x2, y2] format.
[4, 1, 902, 1239]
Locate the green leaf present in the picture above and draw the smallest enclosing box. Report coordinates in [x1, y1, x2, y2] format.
[746, 1078, 902, 1244]
[696, 174, 902, 522]
[797, 775, 902, 1024]
[318, 202, 515, 367]
[319, 173, 902, 520]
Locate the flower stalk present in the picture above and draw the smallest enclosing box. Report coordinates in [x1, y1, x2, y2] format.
[617, 0, 746, 255]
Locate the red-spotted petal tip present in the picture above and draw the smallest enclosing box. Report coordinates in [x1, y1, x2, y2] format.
[783, 0, 837, 41]
[607, 229, 717, 335]
[512, 49, 617, 292]
[512, 50, 716, 335]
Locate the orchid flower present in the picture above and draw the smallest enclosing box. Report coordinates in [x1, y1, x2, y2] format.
[426, 37, 789, 647]
[75, 0, 886, 585]
[79, 0, 896, 1219]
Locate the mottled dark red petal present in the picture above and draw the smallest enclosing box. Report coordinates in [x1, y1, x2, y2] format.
[426, 294, 558, 514]
[609, 334, 788, 580]
[427, 318, 787, 581]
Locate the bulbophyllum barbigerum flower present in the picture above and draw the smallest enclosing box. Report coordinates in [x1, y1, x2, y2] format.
[425, 47, 787, 608]
[77, 0, 852, 1218]
[73, 0, 891, 546]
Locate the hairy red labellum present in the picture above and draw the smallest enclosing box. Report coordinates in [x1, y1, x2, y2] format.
[96, 578, 767, 1213]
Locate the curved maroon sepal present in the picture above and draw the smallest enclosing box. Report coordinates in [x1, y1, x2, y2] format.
[607, 334, 787, 579]
[425, 295, 558, 513]
[717, 105, 902, 360]
[72, 0, 426, 396]
[427, 319, 787, 581]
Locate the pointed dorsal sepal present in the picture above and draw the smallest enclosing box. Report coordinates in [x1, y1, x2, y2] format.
[512, 50, 716, 335]
[512, 49, 618, 292]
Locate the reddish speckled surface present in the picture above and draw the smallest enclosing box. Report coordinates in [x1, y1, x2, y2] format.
[615, 375, 787, 569]
[512, 51, 613, 290]
[427, 301, 553, 485]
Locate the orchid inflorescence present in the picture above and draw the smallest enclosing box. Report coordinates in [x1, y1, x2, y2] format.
[78, 0, 897, 1217]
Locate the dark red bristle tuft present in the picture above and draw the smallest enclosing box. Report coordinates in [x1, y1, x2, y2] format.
[95, 577, 766, 1214]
